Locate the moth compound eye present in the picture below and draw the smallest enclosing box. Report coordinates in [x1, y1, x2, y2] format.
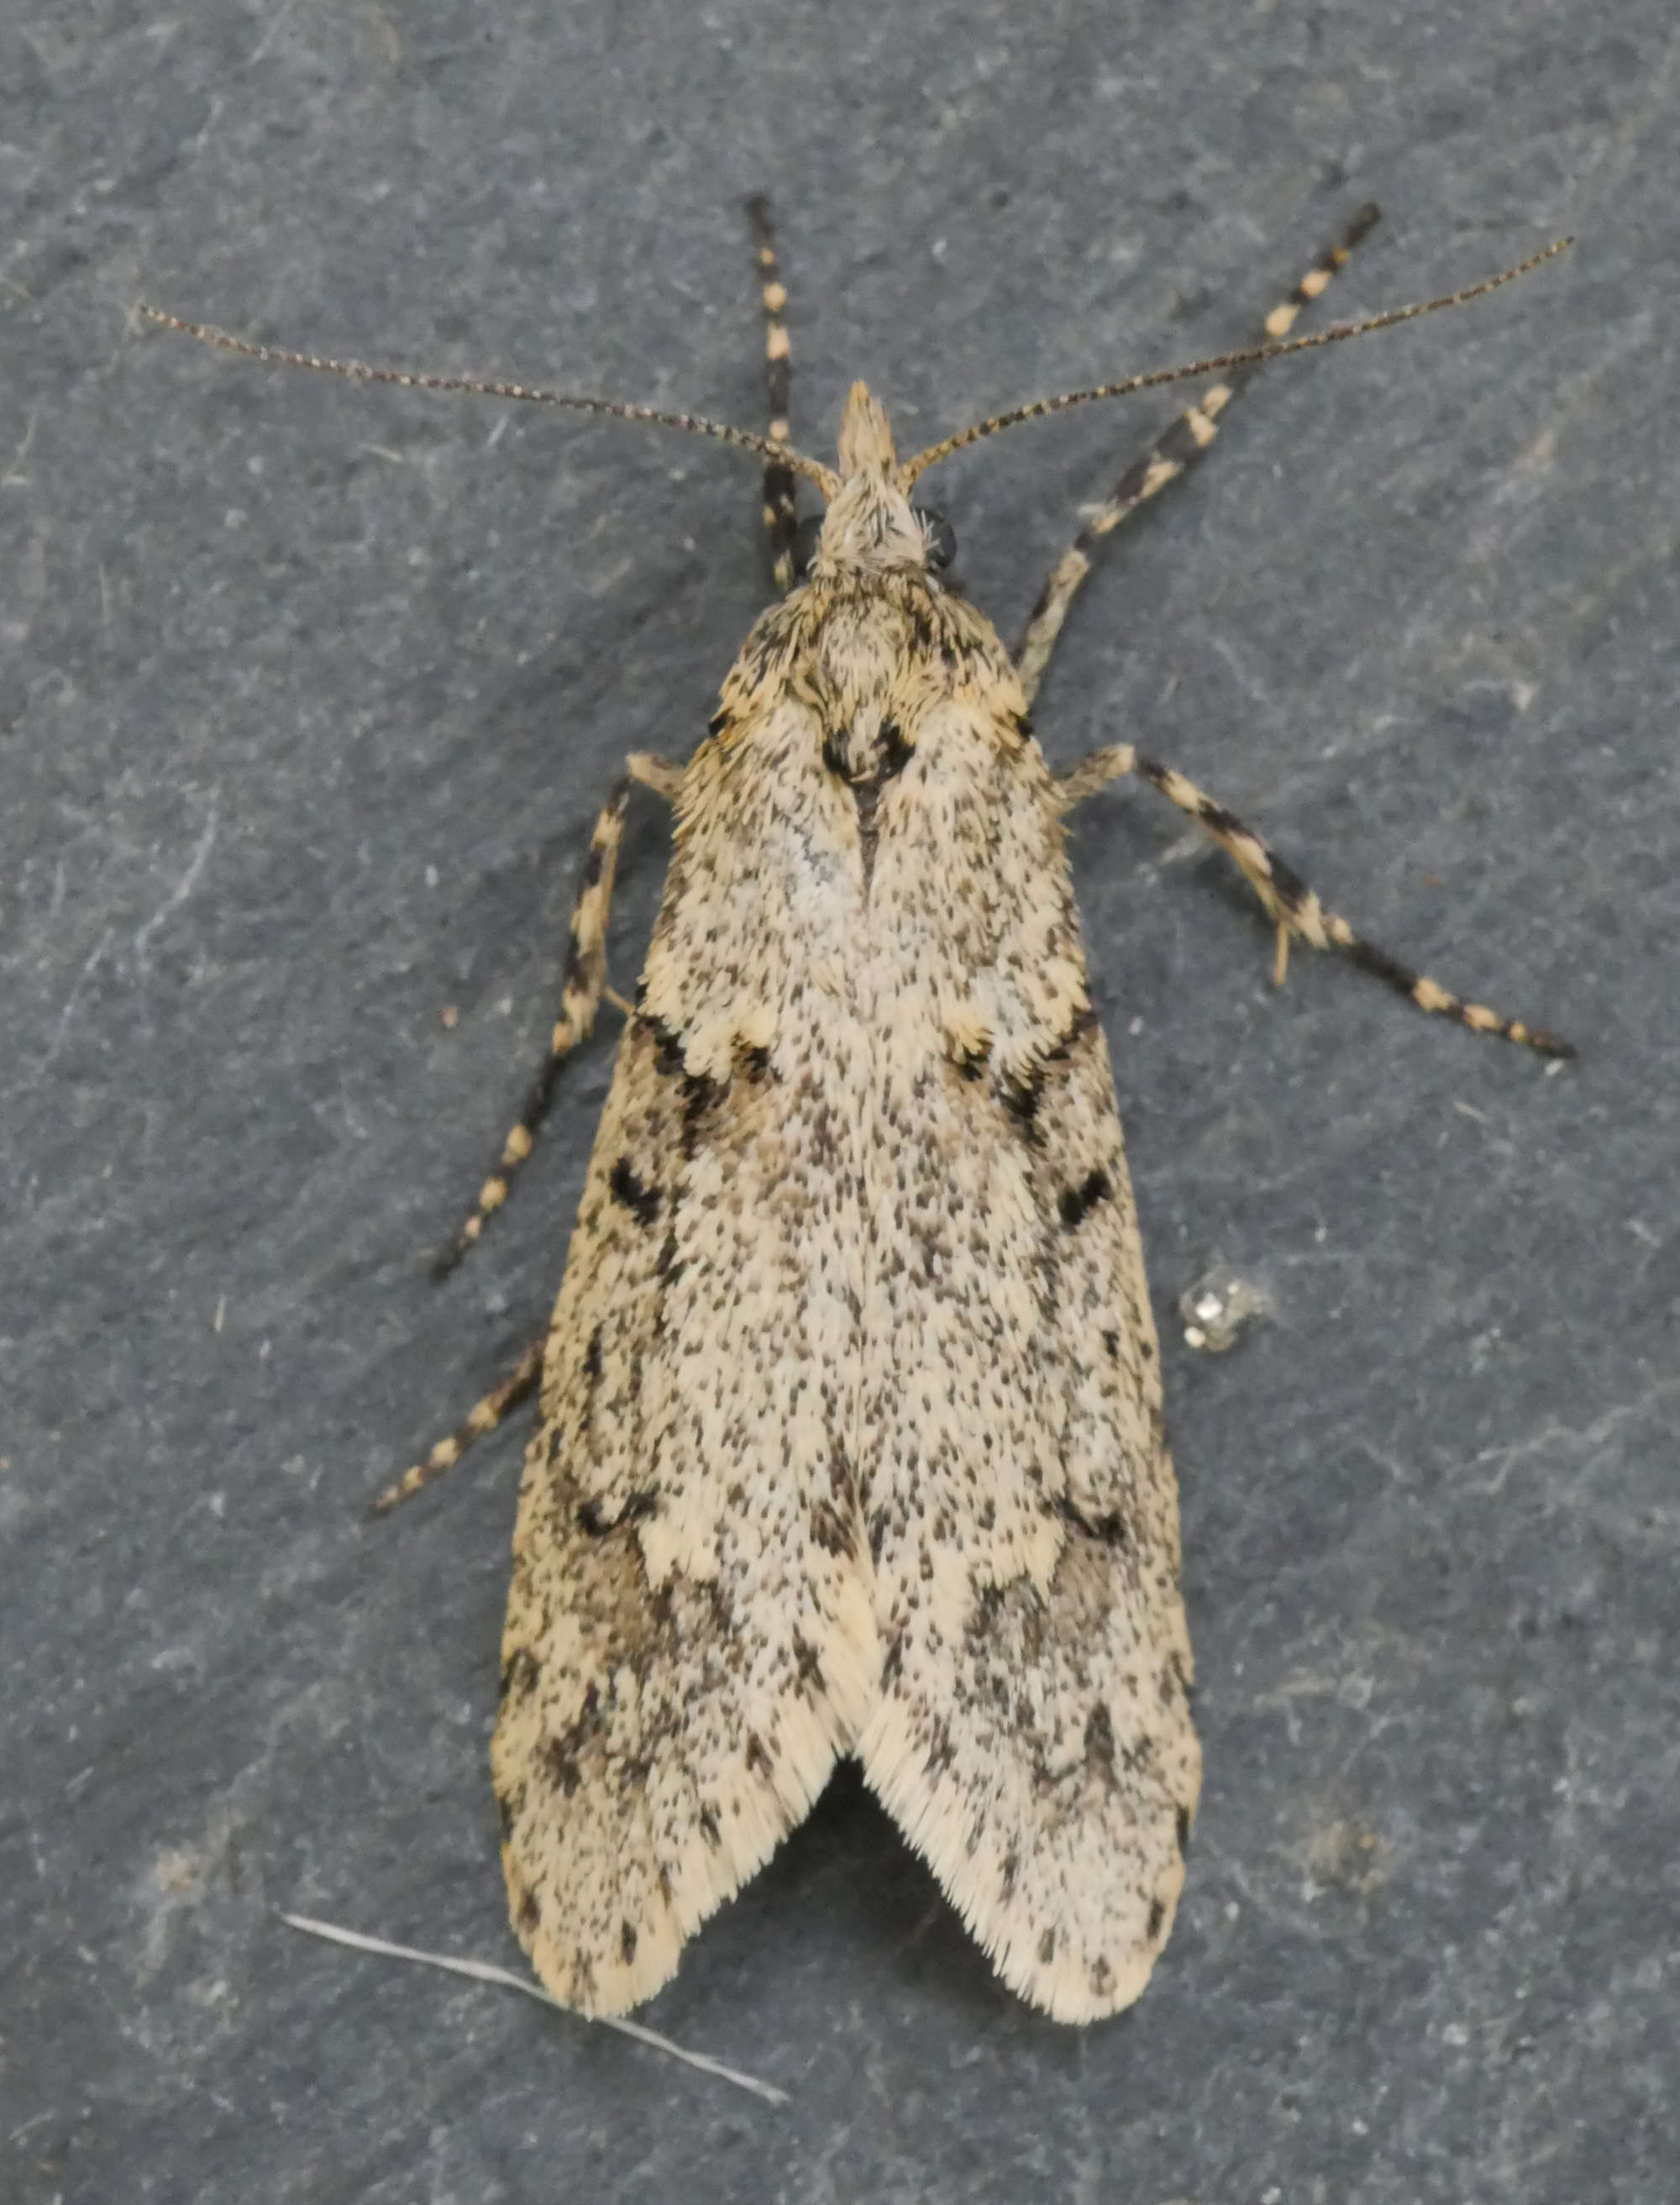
[790, 514, 825, 578]
[912, 505, 957, 570]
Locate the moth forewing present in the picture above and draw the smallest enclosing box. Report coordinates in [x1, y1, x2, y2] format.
[492, 604, 887, 2014]
[848, 672, 1200, 2024]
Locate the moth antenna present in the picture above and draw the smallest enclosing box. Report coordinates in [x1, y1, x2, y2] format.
[897, 236, 1571, 488]
[134, 305, 842, 496]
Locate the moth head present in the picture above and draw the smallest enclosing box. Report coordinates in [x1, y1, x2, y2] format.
[805, 382, 945, 581]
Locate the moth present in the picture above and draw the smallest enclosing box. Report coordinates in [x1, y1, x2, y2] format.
[145, 202, 1568, 2024]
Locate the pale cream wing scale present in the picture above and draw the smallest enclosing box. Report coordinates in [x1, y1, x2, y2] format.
[492, 650, 883, 2016]
[848, 598, 1200, 2024]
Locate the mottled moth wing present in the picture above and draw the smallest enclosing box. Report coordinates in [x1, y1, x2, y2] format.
[492, 641, 883, 2015]
[842, 596, 1200, 2025]
[495, 568, 1197, 2022]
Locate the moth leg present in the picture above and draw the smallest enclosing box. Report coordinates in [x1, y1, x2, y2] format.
[366, 1339, 543, 1517]
[626, 749, 685, 801]
[1014, 204, 1381, 706]
[1058, 741, 1572, 1058]
[745, 193, 799, 594]
[433, 759, 677, 1278]
[1052, 740, 1137, 813]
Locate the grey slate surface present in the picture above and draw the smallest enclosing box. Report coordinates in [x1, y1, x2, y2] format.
[4, 3, 1677, 2199]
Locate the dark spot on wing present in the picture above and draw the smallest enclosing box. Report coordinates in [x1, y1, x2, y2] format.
[644, 1011, 687, 1079]
[1058, 1167, 1112, 1231]
[791, 1632, 825, 1691]
[923, 1717, 956, 1779]
[609, 1155, 659, 1226]
[810, 1500, 854, 1557]
[576, 1490, 658, 1536]
[1051, 1493, 1128, 1547]
[1002, 1072, 1044, 1141]
[1084, 1700, 1116, 1780]
[542, 1685, 602, 1798]
[878, 716, 911, 778]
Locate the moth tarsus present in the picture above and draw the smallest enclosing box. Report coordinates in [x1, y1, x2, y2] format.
[366, 1339, 543, 1518]
[148, 202, 1570, 2023]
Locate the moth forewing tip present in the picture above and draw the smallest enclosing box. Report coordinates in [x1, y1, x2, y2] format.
[513, 1884, 688, 2020]
[856, 1687, 1194, 2024]
[496, 1614, 872, 2018]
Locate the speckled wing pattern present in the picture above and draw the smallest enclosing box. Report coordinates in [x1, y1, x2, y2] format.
[493, 532, 1200, 2024]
